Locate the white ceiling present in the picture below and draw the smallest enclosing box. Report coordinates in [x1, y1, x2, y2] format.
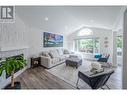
[16, 6, 122, 35]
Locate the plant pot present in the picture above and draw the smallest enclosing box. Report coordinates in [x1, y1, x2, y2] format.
[4, 82, 21, 89]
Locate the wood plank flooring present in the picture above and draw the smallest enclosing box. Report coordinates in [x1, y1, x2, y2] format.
[15, 67, 75, 89]
[46, 62, 122, 89]
[15, 65, 122, 89]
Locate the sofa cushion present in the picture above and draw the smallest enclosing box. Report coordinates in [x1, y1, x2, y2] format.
[59, 56, 66, 61]
[52, 58, 59, 64]
[64, 49, 70, 54]
[42, 52, 51, 58]
[57, 49, 64, 55]
[49, 50, 59, 58]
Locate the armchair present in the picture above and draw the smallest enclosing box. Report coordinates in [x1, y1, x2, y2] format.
[97, 54, 110, 63]
[76, 69, 114, 89]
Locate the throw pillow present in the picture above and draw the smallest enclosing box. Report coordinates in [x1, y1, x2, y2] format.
[57, 49, 63, 55]
[49, 52, 54, 58]
[64, 49, 70, 54]
[42, 52, 51, 58]
[94, 54, 102, 58]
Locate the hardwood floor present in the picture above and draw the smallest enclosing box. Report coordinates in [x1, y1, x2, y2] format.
[15, 67, 75, 89]
[15, 65, 122, 89]
[46, 62, 122, 89]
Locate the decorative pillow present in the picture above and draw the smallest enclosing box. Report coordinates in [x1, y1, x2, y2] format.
[42, 52, 51, 58]
[49, 52, 54, 58]
[57, 49, 63, 55]
[64, 49, 70, 54]
[94, 54, 102, 58]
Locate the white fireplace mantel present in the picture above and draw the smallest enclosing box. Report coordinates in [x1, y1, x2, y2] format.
[0, 46, 29, 52]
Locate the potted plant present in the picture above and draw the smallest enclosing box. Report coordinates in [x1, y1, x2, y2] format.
[0, 55, 26, 89]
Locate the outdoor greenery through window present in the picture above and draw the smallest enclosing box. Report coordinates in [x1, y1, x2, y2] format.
[117, 36, 123, 56]
[74, 38, 100, 54]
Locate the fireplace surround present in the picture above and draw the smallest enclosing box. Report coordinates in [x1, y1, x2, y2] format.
[0, 47, 28, 89]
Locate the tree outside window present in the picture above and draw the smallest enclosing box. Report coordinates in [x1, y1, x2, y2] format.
[117, 36, 123, 56]
[77, 38, 100, 53]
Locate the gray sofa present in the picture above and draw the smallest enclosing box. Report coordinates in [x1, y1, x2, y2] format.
[40, 49, 73, 68]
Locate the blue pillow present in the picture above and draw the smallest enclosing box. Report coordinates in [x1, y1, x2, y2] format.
[94, 54, 102, 58]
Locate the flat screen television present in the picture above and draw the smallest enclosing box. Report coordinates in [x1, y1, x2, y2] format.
[43, 32, 63, 47]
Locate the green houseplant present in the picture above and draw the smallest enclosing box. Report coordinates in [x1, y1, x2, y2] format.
[0, 55, 26, 89]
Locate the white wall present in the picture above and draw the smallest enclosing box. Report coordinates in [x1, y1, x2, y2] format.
[0, 15, 27, 48]
[26, 26, 67, 58]
[0, 9, 67, 88]
[0, 14, 67, 66]
[67, 27, 113, 63]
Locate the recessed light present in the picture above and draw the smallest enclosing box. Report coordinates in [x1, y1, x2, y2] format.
[44, 17, 48, 21]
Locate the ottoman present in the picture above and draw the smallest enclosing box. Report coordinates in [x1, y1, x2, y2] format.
[66, 58, 82, 68]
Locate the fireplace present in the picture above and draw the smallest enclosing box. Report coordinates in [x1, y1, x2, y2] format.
[0, 47, 28, 89]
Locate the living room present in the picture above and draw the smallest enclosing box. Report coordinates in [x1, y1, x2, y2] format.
[0, 6, 126, 89]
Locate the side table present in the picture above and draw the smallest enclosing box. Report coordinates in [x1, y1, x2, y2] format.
[31, 57, 41, 68]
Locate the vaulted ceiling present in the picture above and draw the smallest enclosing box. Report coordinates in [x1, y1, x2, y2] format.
[16, 6, 122, 35]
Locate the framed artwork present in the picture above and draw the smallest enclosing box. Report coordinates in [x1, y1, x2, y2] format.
[43, 32, 63, 47]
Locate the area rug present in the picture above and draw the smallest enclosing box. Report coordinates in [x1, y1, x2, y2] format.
[46, 60, 92, 89]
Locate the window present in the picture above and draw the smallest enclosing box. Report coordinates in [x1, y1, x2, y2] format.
[78, 28, 93, 36]
[117, 36, 123, 56]
[74, 28, 99, 54]
[74, 38, 100, 54]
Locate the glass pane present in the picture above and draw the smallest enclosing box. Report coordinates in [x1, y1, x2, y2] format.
[74, 38, 100, 54]
[117, 36, 123, 56]
[78, 39, 93, 53]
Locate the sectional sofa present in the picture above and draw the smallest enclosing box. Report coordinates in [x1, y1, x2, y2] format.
[40, 49, 74, 68]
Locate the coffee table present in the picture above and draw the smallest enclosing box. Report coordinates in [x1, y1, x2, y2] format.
[65, 58, 82, 68]
[76, 68, 114, 89]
